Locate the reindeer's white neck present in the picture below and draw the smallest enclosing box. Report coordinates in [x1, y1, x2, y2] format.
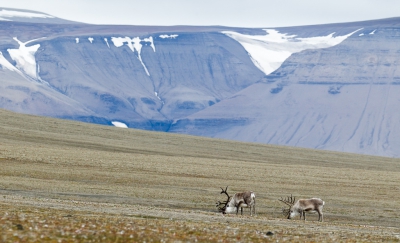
[225, 206, 237, 213]
[289, 209, 300, 218]
[224, 198, 238, 213]
[228, 198, 236, 207]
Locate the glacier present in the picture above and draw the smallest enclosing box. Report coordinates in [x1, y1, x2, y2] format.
[0, 7, 400, 158]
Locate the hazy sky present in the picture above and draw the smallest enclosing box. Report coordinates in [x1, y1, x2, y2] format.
[0, 0, 399, 27]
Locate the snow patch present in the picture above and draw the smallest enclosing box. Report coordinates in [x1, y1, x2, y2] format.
[0, 51, 22, 74]
[0, 9, 55, 21]
[104, 38, 110, 48]
[132, 37, 142, 54]
[369, 29, 376, 35]
[155, 91, 164, 104]
[111, 36, 156, 76]
[222, 28, 362, 75]
[144, 37, 156, 52]
[88, 37, 94, 43]
[359, 33, 364, 36]
[296, 31, 358, 46]
[8, 37, 42, 79]
[159, 34, 178, 39]
[112, 121, 128, 128]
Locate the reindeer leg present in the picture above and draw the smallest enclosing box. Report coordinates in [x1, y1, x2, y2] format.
[252, 200, 256, 216]
[236, 202, 243, 215]
[317, 209, 323, 222]
[236, 203, 241, 215]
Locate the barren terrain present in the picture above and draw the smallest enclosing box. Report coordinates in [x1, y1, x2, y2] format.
[1, 109, 400, 242]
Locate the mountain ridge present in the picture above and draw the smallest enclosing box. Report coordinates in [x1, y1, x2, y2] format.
[1, 8, 399, 157]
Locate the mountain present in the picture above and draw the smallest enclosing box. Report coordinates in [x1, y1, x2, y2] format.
[0, 7, 80, 24]
[0, 8, 399, 158]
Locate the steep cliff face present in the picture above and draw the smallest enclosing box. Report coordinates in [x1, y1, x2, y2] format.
[1, 8, 400, 157]
[33, 31, 264, 129]
[0, 8, 265, 130]
[170, 18, 400, 157]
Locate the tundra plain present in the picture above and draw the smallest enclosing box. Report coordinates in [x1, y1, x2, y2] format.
[1, 108, 400, 242]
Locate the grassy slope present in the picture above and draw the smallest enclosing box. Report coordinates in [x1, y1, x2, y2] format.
[1, 108, 400, 242]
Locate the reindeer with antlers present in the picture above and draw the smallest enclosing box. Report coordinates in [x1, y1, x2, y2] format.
[279, 194, 325, 221]
[216, 186, 256, 216]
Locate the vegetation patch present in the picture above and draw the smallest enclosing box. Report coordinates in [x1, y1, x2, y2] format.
[1, 109, 400, 242]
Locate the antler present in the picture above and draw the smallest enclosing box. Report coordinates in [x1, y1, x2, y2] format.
[278, 194, 296, 216]
[216, 186, 231, 214]
[279, 194, 296, 217]
[278, 194, 296, 206]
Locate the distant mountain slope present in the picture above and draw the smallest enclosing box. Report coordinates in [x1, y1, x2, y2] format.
[0, 8, 400, 157]
[0, 7, 81, 24]
[0, 9, 266, 130]
[170, 18, 400, 157]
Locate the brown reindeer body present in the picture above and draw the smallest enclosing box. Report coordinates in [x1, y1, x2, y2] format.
[216, 187, 256, 216]
[280, 195, 324, 222]
[289, 198, 324, 221]
[226, 191, 256, 215]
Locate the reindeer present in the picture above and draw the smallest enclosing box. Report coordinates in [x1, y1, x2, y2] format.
[216, 186, 256, 216]
[279, 194, 324, 221]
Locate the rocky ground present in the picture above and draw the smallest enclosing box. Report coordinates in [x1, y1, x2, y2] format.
[1, 194, 400, 242]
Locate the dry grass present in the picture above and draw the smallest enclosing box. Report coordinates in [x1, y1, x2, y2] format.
[1, 108, 400, 242]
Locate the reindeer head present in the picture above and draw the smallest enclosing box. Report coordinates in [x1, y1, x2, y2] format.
[216, 186, 231, 214]
[279, 194, 296, 219]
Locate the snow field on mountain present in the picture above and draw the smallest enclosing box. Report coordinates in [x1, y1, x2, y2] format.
[222, 28, 362, 75]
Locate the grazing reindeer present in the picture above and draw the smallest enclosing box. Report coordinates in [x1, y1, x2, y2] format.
[216, 186, 256, 216]
[279, 194, 325, 221]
